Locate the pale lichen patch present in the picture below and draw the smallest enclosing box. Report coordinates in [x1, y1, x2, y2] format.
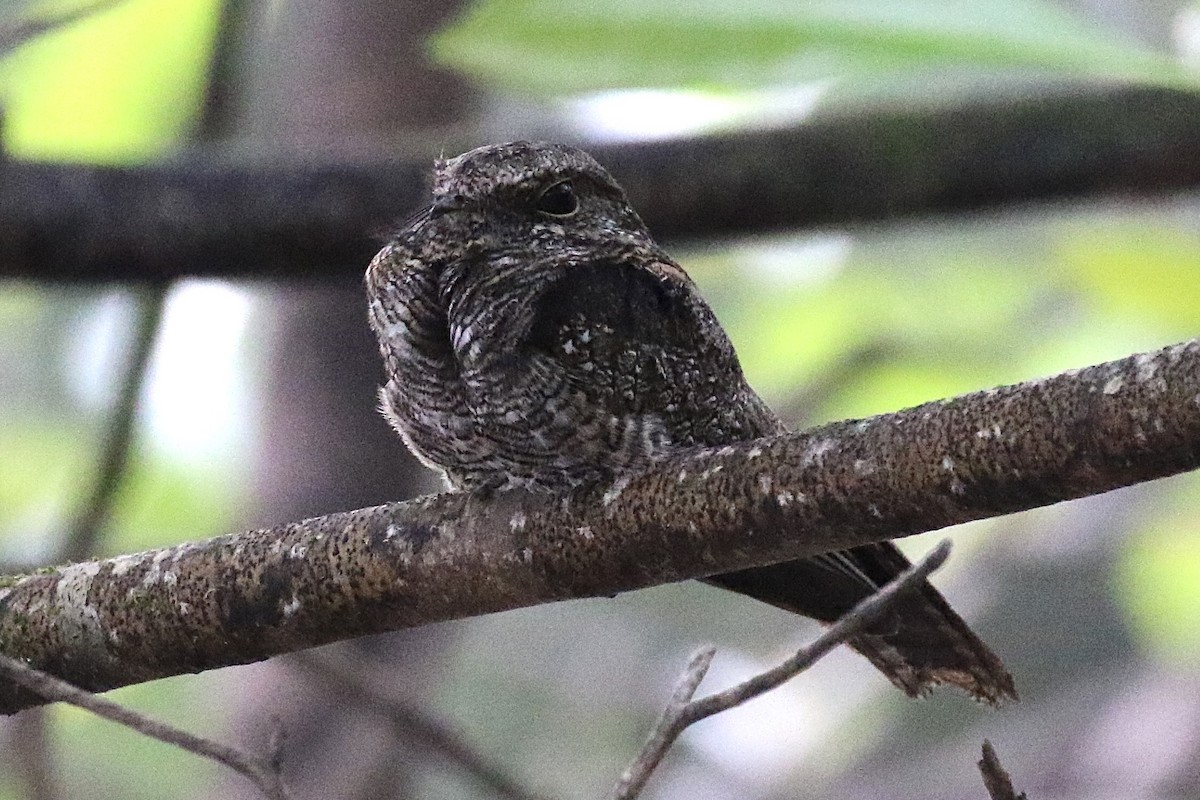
[975, 423, 1004, 440]
[109, 552, 149, 577]
[941, 456, 956, 472]
[509, 511, 527, 532]
[757, 473, 773, 495]
[1103, 375, 1125, 395]
[54, 561, 105, 651]
[1135, 352, 1158, 383]
[776, 491, 795, 507]
[282, 595, 302, 618]
[869, 504, 883, 519]
[747, 446, 763, 459]
[853, 458, 876, 475]
[949, 477, 967, 496]
[288, 543, 308, 559]
[577, 525, 594, 540]
[141, 549, 174, 588]
[801, 438, 837, 466]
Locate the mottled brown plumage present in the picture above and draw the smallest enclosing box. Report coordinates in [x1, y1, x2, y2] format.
[365, 141, 1015, 704]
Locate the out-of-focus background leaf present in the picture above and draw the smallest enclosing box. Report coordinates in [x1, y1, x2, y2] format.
[434, 0, 1193, 94]
[0, 0, 219, 162]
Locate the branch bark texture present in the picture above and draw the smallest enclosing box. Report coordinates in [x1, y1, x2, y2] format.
[2, 85, 1198, 281]
[1, 338, 1198, 714]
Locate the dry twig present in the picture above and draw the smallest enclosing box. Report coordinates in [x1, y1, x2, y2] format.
[979, 740, 1028, 800]
[610, 540, 952, 799]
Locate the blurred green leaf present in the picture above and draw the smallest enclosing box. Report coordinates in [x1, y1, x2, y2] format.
[54, 678, 220, 800]
[0, 0, 221, 162]
[1115, 494, 1200, 664]
[433, 0, 1193, 95]
[0, 417, 92, 542]
[0, 415, 244, 559]
[0, 0, 124, 56]
[1059, 222, 1200, 337]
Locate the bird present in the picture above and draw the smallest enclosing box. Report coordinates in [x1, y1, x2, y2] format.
[365, 140, 1016, 704]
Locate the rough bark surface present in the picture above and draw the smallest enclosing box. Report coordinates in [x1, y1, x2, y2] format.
[0, 337, 1198, 714]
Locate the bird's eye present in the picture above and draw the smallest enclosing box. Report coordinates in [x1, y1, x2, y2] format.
[535, 180, 578, 217]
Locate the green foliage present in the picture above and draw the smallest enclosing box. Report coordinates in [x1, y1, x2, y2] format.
[0, 415, 245, 559]
[1116, 491, 1200, 664]
[433, 0, 1194, 95]
[1061, 223, 1200, 338]
[0, 0, 221, 162]
[52, 679, 222, 800]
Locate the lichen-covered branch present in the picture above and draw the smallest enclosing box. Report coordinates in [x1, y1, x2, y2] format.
[1, 337, 1197, 715]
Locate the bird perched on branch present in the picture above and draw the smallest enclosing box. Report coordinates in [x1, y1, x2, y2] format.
[365, 141, 1015, 704]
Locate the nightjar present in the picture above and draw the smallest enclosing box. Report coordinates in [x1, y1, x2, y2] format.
[366, 141, 1015, 704]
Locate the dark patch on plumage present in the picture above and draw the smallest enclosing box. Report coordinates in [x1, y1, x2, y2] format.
[524, 261, 689, 357]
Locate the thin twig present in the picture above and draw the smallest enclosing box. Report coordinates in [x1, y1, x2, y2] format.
[0, 654, 292, 800]
[610, 540, 952, 800]
[978, 740, 1027, 800]
[290, 653, 550, 800]
[61, 284, 169, 562]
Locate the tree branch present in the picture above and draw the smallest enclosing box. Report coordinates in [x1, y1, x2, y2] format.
[1, 85, 1198, 281]
[978, 740, 1027, 800]
[0, 653, 292, 800]
[611, 540, 951, 800]
[0, 337, 1197, 714]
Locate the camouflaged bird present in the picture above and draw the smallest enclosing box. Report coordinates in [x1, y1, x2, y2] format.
[365, 141, 1016, 704]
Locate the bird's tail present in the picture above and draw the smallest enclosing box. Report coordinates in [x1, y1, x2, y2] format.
[707, 542, 1016, 705]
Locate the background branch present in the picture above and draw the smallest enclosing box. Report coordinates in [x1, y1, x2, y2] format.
[61, 284, 168, 562]
[289, 654, 549, 800]
[0, 654, 292, 800]
[0, 85, 1197, 281]
[611, 540, 951, 800]
[0, 337, 1197, 715]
